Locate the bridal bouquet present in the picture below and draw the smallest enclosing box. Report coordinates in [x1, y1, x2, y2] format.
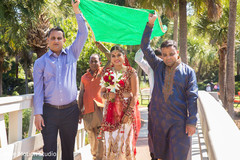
[97, 68, 125, 140]
[100, 68, 125, 92]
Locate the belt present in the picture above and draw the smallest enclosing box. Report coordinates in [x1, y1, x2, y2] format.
[45, 100, 77, 109]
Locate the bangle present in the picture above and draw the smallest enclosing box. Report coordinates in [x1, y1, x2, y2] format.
[102, 93, 106, 99]
[147, 22, 154, 28]
[103, 93, 109, 99]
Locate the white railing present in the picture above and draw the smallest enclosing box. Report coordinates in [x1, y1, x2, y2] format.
[0, 94, 86, 160]
[198, 91, 240, 160]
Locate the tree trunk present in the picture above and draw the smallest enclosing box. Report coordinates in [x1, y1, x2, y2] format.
[179, 0, 188, 64]
[125, 0, 135, 7]
[129, 45, 132, 53]
[36, 47, 48, 58]
[225, 0, 237, 117]
[173, 11, 179, 45]
[197, 60, 203, 82]
[0, 60, 3, 96]
[15, 56, 19, 79]
[24, 56, 29, 94]
[219, 48, 227, 106]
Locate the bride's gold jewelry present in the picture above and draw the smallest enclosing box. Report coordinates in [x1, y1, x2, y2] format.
[112, 65, 126, 73]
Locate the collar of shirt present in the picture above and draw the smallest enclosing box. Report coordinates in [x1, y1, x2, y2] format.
[86, 67, 103, 78]
[47, 49, 67, 57]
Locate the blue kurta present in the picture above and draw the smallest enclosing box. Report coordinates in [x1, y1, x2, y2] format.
[141, 24, 198, 160]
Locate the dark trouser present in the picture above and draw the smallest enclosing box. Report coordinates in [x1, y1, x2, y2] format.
[152, 120, 191, 160]
[148, 103, 156, 160]
[41, 103, 79, 160]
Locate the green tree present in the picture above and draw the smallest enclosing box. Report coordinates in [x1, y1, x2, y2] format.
[187, 34, 218, 82]
[0, 0, 48, 95]
[0, 0, 16, 96]
[195, 8, 229, 103]
[134, 0, 222, 64]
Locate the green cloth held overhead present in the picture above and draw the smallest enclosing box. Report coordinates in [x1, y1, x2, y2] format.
[79, 0, 167, 45]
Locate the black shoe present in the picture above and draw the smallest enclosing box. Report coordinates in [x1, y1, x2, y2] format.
[150, 152, 157, 160]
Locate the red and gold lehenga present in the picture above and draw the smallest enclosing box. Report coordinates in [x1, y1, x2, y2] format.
[99, 66, 141, 160]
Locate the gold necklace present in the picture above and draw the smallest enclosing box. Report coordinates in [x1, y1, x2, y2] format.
[113, 66, 125, 73]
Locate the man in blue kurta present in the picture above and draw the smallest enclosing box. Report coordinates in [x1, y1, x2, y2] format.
[140, 13, 198, 160]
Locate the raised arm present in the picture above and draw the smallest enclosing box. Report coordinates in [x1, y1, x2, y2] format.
[134, 49, 151, 76]
[95, 41, 111, 69]
[140, 13, 159, 70]
[95, 41, 110, 59]
[70, 0, 88, 60]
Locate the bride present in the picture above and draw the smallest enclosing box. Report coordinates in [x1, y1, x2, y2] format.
[99, 45, 141, 160]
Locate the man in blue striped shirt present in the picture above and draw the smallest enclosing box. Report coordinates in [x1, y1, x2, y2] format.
[33, 0, 88, 159]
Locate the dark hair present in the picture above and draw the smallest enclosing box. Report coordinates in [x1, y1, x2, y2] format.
[90, 54, 101, 61]
[47, 26, 65, 38]
[110, 45, 125, 54]
[154, 48, 162, 56]
[160, 40, 177, 50]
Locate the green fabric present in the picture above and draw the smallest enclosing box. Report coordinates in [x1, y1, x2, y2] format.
[79, 0, 167, 45]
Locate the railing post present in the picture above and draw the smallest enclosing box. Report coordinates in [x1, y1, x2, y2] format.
[28, 109, 36, 137]
[9, 110, 22, 143]
[0, 114, 8, 147]
[75, 130, 80, 151]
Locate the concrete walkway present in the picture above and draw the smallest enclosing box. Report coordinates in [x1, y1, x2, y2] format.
[135, 107, 208, 160]
[79, 107, 209, 160]
[33, 108, 208, 160]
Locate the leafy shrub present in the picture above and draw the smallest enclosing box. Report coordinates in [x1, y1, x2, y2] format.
[235, 75, 240, 81]
[235, 81, 240, 95]
[22, 109, 32, 138]
[197, 81, 206, 90]
[3, 73, 33, 95]
[12, 91, 19, 96]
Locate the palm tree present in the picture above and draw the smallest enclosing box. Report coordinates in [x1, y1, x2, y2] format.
[0, 0, 48, 95]
[173, 10, 179, 43]
[195, 9, 228, 103]
[187, 33, 217, 82]
[179, 0, 188, 63]
[179, 0, 222, 64]
[0, 0, 17, 96]
[15, 0, 49, 58]
[0, 52, 5, 96]
[27, 13, 50, 58]
[236, 46, 240, 75]
[134, 0, 222, 65]
[225, 0, 237, 117]
[0, 38, 12, 96]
